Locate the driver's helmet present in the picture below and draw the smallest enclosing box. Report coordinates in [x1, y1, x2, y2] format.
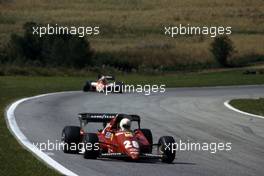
[120, 118, 131, 131]
[99, 77, 107, 85]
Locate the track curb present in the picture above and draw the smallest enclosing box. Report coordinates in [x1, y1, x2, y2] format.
[224, 100, 264, 119]
[5, 92, 79, 176]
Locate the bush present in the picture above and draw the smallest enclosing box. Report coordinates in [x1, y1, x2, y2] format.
[210, 36, 234, 67]
[229, 53, 264, 67]
[94, 51, 140, 72]
[4, 22, 94, 68]
[0, 47, 7, 64]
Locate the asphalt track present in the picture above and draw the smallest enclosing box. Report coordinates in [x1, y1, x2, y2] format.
[13, 86, 264, 176]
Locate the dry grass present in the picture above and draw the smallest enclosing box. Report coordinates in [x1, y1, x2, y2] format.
[0, 0, 264, 67]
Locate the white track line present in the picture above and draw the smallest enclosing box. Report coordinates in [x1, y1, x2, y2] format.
[5, 92, 78, 176]
[224, 100, 264, 119]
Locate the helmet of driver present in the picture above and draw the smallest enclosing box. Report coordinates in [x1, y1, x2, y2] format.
[120, 118, 131, 131]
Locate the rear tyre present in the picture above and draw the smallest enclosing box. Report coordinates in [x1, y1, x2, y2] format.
[83, 133, 100, 159]
[83, 81, 92, 92]
[158, 136, 176, 163]
[61, 126, 81, 154]
[141, 129, 153, 153]
[97, 74, 103, 79]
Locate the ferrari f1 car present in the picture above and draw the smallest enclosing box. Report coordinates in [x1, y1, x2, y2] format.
[83, 75, 124, 93]
[61, 113, 176, 163]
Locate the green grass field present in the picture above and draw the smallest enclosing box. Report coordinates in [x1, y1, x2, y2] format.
[1, 71, 264, 175]
[1, 0, 264, 68]
[230, 98, 264, 116]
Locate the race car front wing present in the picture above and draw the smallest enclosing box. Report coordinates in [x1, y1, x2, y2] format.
[100, 153, 163, 159]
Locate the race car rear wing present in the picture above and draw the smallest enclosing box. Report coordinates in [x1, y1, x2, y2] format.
[98, 75, 115, 81]
[78, 113, 141, 127]
[78, 113, 118, 123]
[104, 75, 115, 80]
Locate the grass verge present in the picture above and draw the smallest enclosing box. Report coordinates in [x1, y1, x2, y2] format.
[0, 71, 264, 175]
[0, 77, 85, 176]
[229, 98, 264, 116]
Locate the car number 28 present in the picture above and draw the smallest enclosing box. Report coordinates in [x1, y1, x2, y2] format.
[123, 140, 139, 149]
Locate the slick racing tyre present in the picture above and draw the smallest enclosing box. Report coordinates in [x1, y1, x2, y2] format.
[158, 136, 176, 163]
[97, 74, 103, 79]
[141, 129, 153, 153]
[83, 133, 100, 159]
[61, 126, 81, 153]
[83, 81, 92, 92]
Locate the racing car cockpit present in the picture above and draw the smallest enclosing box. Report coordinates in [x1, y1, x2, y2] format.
[78, 113, 141, 133]
[106, 114, 140, 132]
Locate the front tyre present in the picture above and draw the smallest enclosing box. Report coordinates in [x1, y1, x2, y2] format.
[61, 126, 81, 154]
[83, 81, 92, 92]
[158, 136, 176, 163]
[83, 133, 100, 159]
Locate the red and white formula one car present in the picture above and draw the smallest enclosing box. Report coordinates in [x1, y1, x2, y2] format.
[83, 75, 124, 93]
[61, 113, 176, 163]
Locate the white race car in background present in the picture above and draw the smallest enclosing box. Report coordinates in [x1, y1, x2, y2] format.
[83, 75, 124, 93]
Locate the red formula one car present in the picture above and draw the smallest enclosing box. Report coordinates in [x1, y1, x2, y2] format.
[61, 113, 176, 163]
[83, 75, 124, 93]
